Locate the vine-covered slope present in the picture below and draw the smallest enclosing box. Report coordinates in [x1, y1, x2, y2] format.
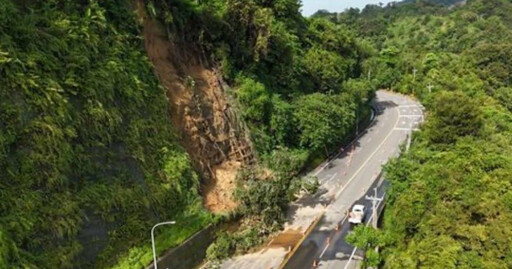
[0, 1, 210, 268]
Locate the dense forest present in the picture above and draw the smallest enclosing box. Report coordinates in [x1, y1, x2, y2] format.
[0, 0, 373, 268]
[402, 0, 466, 6]
[318, 0, 512, 268]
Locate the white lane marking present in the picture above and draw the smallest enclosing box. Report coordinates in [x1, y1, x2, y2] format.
[399, 104, 421, 108]
[366, 137, 372, 143]
[313, 109, 376, 176]
[319, 215, 349, 259]
[331, 105, 401, 202]
[319, 243, 330, 259]
[394, 128, 420, 131]
[326, 173, 338, 182]
[345, 248, 358, 269]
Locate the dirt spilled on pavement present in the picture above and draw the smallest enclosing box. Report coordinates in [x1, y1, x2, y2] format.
[136, 1, 254, 213]
[268, 229, 304, 250]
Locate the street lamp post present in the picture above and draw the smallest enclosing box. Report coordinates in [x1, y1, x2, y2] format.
[151, 221, 176, 269]
[427, 83, 434, 94]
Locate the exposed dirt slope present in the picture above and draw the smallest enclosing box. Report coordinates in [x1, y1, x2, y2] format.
[136, 2, 254, 213]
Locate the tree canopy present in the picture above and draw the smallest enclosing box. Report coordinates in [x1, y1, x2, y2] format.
[331, 0, 512, 268]
[0, 0, 375, 267]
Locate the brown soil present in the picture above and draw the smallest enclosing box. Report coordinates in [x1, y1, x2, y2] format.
[136, 2, 254, 213]
[267, 229, 303, 249]
[204, 161, 241, 212]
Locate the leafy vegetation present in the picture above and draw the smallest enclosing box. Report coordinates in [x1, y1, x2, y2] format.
[1, 0, 377, 267]
[347, 226, 385, 268]
[0, 1, 211, 268]
[137, 0, 379, 262]
[148, 0, 375, 159]
[318, 0, 512, 268]
[12, 0, 511, 267]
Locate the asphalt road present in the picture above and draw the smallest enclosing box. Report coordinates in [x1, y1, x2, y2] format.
[283, 176, 387, 269]
[218, 91, 423, 269]
[284, 91, 423, 269]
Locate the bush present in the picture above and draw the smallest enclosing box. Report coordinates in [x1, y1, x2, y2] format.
[264, 148, 309, 177]
[206, 233, 234, 261]
[235, 76, 272, 123]
[426, 91, 483, 144]
[293, 93, 355, 152]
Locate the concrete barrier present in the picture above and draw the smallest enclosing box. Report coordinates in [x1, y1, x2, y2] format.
[145, 225, 215, 269]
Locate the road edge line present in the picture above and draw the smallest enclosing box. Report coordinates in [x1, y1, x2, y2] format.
[279, 100, 398, 269]
[330, 105, 400, 203]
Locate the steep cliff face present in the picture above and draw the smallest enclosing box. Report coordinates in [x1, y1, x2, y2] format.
[136, 2, 254, 213]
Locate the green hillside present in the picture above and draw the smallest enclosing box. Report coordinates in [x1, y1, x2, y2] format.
[335, 0, 512, 268]
[0, 1, 212, 268]
[3, 0, 511, 268]
[401, 0, 466, 6]
[0, 0, 373, 268]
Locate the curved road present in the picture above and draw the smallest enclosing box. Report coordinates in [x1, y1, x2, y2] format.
[218, 91, 423, 269]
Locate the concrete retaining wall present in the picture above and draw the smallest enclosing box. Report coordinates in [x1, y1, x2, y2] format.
[145, 225, 215, 269]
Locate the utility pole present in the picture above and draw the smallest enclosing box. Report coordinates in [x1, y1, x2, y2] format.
[365, 188, 383, 228]
[406, 133, 412, 152]
[412, 67, 417, 81]
[427, 83, 434, 94]
[355, 91, 361, 136]
[356, 109, 359, 136]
